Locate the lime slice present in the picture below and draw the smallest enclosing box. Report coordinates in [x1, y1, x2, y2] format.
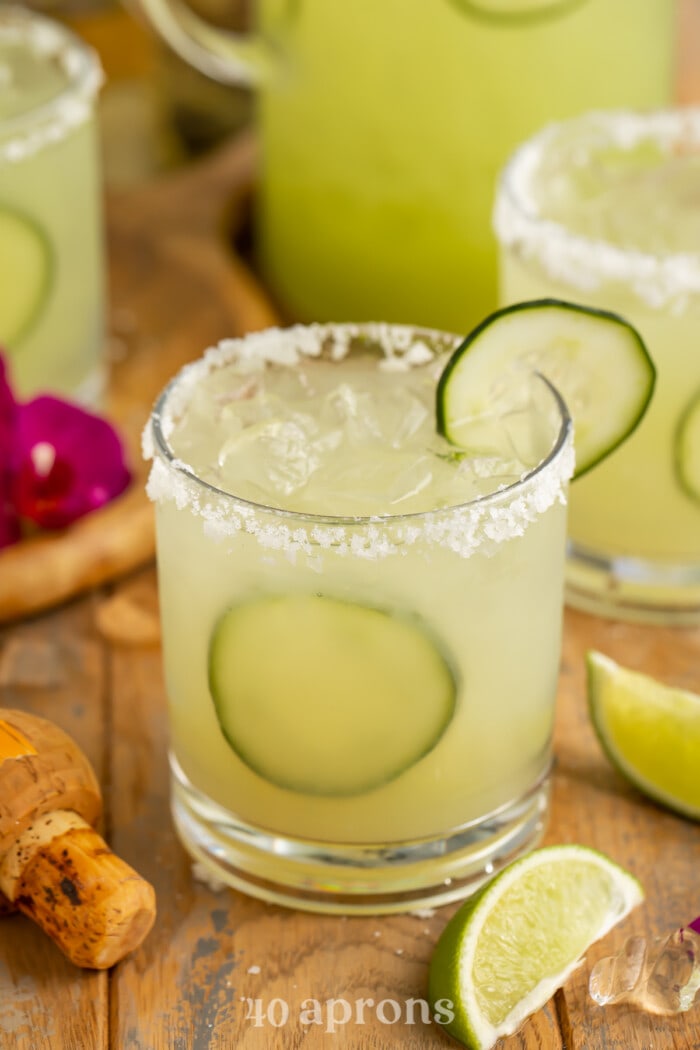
[428, 844, 643, 1050]
[208, 594, 456, 796]
[447, 0, 587, 24]
[675, 388, 700, 504]
[0, 206, 52, 346]
[437, 299, 655, 479]
[587, 650, 700, 820]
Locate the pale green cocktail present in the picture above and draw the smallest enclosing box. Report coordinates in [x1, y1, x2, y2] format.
[146, 323, 573, 912]
[496, 109, 700, 620]
[0, 8, 104, 400]
[256, 0, 673, 331]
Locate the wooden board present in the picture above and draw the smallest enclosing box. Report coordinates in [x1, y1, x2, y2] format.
[1, 128, 700, 1050]
[0, 132, 277, 625]
[1, 574, 699, 1049]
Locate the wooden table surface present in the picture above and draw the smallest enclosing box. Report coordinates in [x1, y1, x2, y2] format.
[2, 85, 700, 1050]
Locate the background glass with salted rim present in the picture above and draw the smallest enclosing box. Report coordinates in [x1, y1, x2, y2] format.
[0, 7, 105, 401]
[496, 108, 700, 623]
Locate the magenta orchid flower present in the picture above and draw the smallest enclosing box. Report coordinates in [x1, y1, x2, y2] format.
[0, 353, 131, 542]
[11, 395, 132, 531]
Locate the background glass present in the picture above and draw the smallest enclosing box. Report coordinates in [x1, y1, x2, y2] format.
[496, 107, 700, 622]
[0, 7, 105, 400]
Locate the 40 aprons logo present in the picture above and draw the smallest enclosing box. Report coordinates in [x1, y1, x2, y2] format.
[241, 996, 455, 1032]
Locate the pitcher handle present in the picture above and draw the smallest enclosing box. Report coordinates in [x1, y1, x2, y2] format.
[133, 0, 274, 86]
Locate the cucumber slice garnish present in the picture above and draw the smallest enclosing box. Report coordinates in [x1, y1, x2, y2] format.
[437, 299, 655, 480]
[675, 388, 700, 505]
[209, 594, 456, 797]
[0, 206, 52, 347]
[447, 0, 587, 25]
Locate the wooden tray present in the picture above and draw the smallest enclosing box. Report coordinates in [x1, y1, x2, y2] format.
[0, 133, 278, 624]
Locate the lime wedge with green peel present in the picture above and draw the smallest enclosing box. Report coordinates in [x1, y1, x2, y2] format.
[587, 651, 700, 820]
[437, 299, 655, 480]
[447, 0, 587, 24]
[0, 206, 52, 347]
[208, 594, 456, 796]
[675, 388, 700, 504]
[428, 845, 644, 1050]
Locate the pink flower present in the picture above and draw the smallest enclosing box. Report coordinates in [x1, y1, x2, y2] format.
[10, 396, 131, 531]
[0, 352, 132, 542]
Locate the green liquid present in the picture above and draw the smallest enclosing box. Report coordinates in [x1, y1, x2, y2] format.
[256, 0, 673, 332]
[154, 331, 570, 844]
[0, 13, 104, 400]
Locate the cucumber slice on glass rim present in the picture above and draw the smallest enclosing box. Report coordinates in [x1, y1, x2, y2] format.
[437, 299, 655, 480]
[0, 206, 52, 347]
[447, 0, 587, 25]
[675, 387, 700, 505]
[209, 593, 456, 797]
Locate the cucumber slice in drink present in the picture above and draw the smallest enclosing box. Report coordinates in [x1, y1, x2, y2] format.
[675, 388, 700, 504]
[0, 207, 52, 346]
[209, 594, 456, 797]
[447, 0, 586, 24]
[437, 299, 655, 480]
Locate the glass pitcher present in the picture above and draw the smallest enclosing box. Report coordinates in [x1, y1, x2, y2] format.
[134, 0, 676, 331]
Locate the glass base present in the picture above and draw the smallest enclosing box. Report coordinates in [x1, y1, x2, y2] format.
[170, 755, 550, 914]
[566, 541, 700, 625]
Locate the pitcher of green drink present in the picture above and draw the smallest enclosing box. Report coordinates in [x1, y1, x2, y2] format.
[134, 0, 675, 331]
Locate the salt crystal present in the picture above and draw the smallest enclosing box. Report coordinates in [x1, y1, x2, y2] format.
[191, 861, 227, 893]
[144, 324, 574, 561]
[0, 11, 103, 165]
[495, 109, 700, 310]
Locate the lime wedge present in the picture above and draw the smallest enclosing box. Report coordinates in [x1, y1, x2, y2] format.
[675, 388, 700, 504]
[587, 651, 700, 820]
[209, 594, 456, 796]
[437, 299, 655, 479]
[447, 0, 587, 24]
[428, 844, 643, 1050]
[0, 206, 52, 347]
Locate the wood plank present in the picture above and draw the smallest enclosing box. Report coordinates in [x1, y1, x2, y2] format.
[104, 570, 448, 1048]
[10, 579, 700, 1046]
[103, 570, 564, 1049]
[0, 597, 108, 1049]
[551, 609, 700, 1050]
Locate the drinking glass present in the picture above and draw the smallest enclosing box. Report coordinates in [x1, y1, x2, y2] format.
[496, 108, 700, 622]
[0, 6, 105, 400]
[145, 322, 573, 912]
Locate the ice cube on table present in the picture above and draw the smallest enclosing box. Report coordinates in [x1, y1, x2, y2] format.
[589, 925, 700, 1015]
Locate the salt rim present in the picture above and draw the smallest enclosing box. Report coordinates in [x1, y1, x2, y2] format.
[143, 324, 574, 561]
[494, 107, 700, 311]
[0, 7, 103, 165]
